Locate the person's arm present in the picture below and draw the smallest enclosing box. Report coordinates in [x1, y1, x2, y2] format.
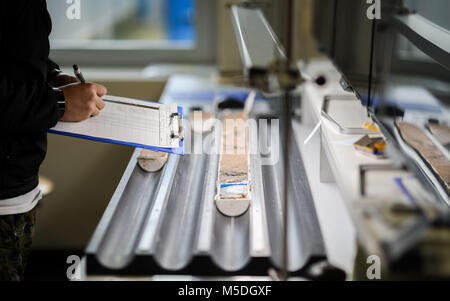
[0, 74, 64, 134]
[47, 58, 78, 88]
[0, 0, 106, 134]
[0, 0, 62, 134]
[0, 74, 108, 133]
[47, 58, 62, 86]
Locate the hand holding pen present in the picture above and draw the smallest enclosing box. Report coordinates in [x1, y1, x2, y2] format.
[58, 65, 107, 122]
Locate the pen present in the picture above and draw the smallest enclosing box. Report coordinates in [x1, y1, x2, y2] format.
[73, 64, 86, 83]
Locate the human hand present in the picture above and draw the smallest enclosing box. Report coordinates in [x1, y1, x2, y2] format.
[59, 82, 107, 122]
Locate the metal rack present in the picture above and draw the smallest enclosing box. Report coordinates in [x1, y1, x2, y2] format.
[83, 3, 342, 280]
[85, 126, 341, 279]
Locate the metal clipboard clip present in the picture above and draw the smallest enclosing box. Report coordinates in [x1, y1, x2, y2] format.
[169, 112, 184, 141]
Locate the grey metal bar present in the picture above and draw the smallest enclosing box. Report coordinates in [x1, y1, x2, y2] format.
[230, 5, 287, 71]
[137, 155, 180, 253]
[86, 148, 142, 254]
[392, 13, 450, 70]
[90, 149, 164, 269]
[196, 144, 221, 253]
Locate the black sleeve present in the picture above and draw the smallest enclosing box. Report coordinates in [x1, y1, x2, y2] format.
[0, 76, 61, 134]
[47, 58, 60, 72]
[0, 0, 61, 134]
[47, 58, 62, 84]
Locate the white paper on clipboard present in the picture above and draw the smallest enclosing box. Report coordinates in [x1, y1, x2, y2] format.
[49, 95, 183, 152]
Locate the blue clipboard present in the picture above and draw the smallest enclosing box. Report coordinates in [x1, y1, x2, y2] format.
[48, 98, 184, 155]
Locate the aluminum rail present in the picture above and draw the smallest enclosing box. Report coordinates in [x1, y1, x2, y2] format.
[85, 123, 343, 279]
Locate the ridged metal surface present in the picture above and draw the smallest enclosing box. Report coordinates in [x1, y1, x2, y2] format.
[85, 119, 343, 279]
